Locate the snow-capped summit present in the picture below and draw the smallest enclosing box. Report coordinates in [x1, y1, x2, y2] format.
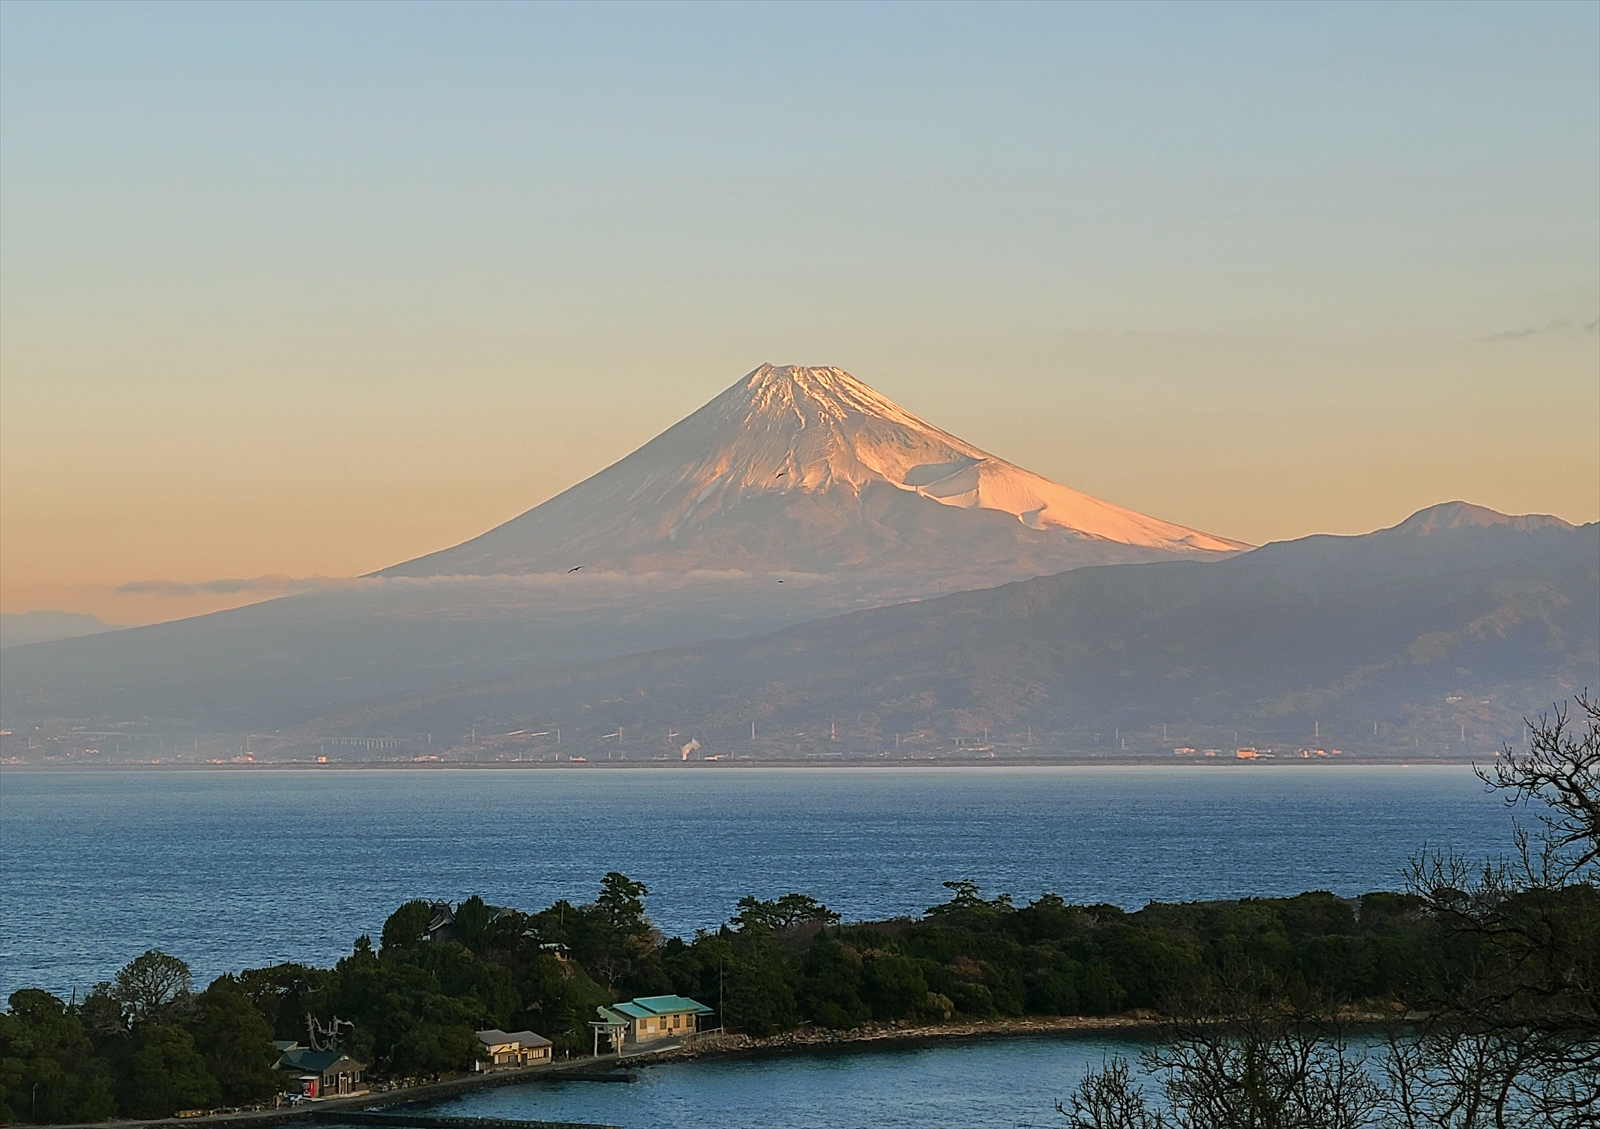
[382, 364, 1246, 579]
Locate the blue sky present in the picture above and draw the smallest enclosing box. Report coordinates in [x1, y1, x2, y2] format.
[2, 1, 1596, 620]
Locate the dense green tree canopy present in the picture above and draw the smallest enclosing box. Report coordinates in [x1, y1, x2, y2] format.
[118, 1024, 216, 1119]
[189, 980, 280, 1106]
[0, 874, 1468, 1123]
[380, 900, 434, 954]
[0, 990, 114, 1124]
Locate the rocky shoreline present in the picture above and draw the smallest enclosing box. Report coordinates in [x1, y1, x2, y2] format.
[623, 1011, 1171, 1065]
[623, 1004, 1404, 1067]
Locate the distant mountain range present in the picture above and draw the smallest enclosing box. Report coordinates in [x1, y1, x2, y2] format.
[287, 503, 1597, 757]
[0, 365, 1244, 727]
[3, 364, 1591, 750]
[0, 611, 119, 650]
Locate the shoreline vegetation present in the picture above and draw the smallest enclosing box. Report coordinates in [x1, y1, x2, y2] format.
[5, 699, 1595, 1128]
[27, 1012, 1397, 1129]
[35, 1018, 1182, 1129]
[0, 877, 1447, 1127]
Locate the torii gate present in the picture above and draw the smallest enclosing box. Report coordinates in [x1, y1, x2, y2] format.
[589, 1014, 628, 1058]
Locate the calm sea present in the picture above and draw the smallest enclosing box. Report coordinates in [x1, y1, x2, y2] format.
[0, 764, 1515, 1000]
[405, 1032, 1169, 1129]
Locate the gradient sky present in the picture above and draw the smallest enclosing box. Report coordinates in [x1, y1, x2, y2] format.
[3, 1, 1597, 624]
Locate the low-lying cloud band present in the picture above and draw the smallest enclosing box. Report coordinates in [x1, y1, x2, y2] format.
[114, 575, 351, 598]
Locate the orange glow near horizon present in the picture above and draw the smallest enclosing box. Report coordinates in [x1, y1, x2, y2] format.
[4, 343, 1595, 625]
[3, 5, 1596, 625]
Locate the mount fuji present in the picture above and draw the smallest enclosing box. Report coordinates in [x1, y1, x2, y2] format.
[1, 365, 1243, 727]
[384, 364, 1242, 581]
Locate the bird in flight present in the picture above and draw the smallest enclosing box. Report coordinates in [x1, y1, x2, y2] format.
[568, 566, 584, 573]
[775, 469, 785, 478]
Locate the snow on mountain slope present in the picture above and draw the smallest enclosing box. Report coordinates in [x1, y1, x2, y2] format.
[381, 364, 1246, 579]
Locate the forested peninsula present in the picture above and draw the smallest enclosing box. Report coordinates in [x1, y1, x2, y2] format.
[3, 702, 1596, 1127]
[0, 880, 1435, 1121]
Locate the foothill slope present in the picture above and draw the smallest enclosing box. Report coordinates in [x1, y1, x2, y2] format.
[292, 502, 1597, 757]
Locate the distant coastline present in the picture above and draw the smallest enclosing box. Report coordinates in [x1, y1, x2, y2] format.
[0, 755, 1487, 771]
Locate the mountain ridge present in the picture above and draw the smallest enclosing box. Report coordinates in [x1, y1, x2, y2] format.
[292, 505, 1598, 754]
[0, 611, 122, 650]
[1386, 501, 1574, 536]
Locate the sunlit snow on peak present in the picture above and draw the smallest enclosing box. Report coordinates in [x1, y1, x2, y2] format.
[688, 364, 1245, 553]
[379, 363, 1246, 578]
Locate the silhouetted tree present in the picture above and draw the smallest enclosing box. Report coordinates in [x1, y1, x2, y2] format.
[575, 873, 656, 988]
[1057, 1057, 1164, 1129]
[1390, 694, 1600, 1127]
[732, 893, 839, 931]
[1059, 976, 1380, 1129]
[113, 950, 192, 1025]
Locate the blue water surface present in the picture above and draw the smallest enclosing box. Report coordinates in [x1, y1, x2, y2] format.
[410, 1032, 1165, 1129]
[1, 765, 1514, 998]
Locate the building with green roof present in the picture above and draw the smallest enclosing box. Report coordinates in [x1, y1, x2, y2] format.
[591, 994, 713, 1053]
[274, 1046, 366, 1098]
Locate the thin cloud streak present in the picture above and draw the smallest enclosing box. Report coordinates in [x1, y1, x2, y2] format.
[1482, 318, 1582, 342]
[114, 575, 355, 598]
[112, 569, 835, 600]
